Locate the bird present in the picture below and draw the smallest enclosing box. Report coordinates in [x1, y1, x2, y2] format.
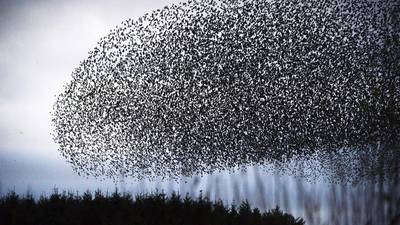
[52, 0, 400, 182]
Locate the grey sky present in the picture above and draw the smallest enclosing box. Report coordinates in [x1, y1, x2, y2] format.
[1, 2, 395, 224]
[2, 0, 291, 203]
[0, 0, 184, 193]
[0, 2, 365, 223]
[0, 0, 180, 154]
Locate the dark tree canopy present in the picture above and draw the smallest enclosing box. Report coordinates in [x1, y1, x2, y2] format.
[0, 191, 306, 225]
[53, 0, 400, 180]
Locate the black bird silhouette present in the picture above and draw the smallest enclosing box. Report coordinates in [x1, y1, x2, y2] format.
[53, 0, 400, 181]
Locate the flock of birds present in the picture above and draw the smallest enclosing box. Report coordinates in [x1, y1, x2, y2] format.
[53, 0, 399, 181]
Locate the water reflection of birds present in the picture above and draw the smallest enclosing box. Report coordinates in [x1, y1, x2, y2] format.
[53, 0, 399, 181]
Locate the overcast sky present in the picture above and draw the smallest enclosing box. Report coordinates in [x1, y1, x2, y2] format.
[0, 0, 333, 210]
[1, 2, 392, 223]
[0, 2, 346, 222]
[0, 0, 187, 194]
[0, 0, 183, 156]
[0, 0, 285, 200]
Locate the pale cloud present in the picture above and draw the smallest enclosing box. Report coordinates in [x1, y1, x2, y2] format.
[0, 0, 181, 155]
[0, 0, 181, 195]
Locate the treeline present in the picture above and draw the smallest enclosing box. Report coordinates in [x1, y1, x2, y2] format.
[0, 189, 305, 225]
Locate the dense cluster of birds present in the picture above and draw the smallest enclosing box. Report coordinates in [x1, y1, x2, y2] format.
[53, 0, 400, 180]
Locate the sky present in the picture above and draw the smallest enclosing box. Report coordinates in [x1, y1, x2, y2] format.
[1, 1, 382, 223]
[0, 0, 185, 155]
[0, 2, 319, 212]
[0, 0, 292, 197]
[0, 0, 186, 194]
[1, 1, 396, 224]
[0, 0, 343, 214]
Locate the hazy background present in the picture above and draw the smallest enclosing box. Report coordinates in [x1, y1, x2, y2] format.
[0, 0, 186, 194]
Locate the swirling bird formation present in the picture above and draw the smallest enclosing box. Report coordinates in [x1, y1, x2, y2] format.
[53, 0, 400, 181]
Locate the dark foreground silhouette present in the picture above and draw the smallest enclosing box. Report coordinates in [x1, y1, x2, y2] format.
[0, 190, 305, 225]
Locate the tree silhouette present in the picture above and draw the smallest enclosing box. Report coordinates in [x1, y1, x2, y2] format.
[0, 190, 305, 225]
